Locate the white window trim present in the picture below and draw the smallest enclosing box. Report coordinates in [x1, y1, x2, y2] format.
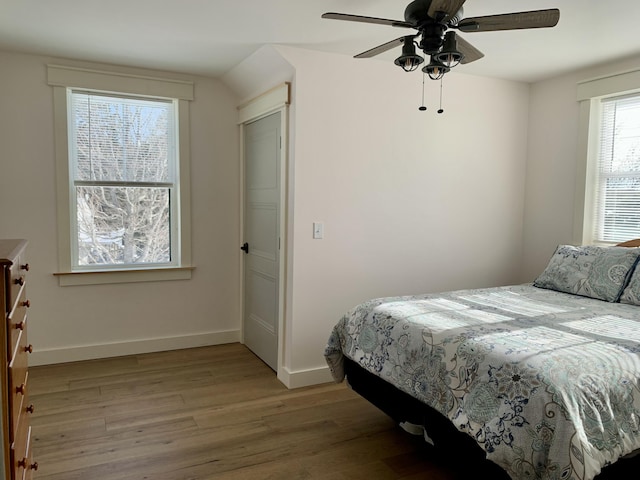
[48, 65, 194, 286]
[574, 68, 640, 245]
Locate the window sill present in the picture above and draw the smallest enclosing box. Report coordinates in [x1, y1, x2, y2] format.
[54, 266, 194, 286]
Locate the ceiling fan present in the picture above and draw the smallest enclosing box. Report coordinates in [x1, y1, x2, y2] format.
[322, 0, 560, 80]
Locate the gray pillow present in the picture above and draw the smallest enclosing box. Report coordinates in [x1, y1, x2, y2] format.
[533, 244, 640, 302]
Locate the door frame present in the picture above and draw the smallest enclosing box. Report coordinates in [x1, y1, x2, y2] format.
[238, 83, 290, 378]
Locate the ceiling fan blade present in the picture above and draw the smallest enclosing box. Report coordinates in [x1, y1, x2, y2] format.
[458, 9, 560, 32]
[354, 37, 407, 59]
[322, 12, 413, 29]
[456, 35, 484, 64]
[428, 0, 467, 22]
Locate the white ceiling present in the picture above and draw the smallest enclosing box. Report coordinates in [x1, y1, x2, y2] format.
[1, 0, 639, 83]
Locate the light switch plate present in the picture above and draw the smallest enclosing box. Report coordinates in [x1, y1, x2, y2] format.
[313, 222, 324, 239]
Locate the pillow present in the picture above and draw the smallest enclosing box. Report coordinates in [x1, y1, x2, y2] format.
[533, 244, 640, 302]
[619, 263, 640, 305]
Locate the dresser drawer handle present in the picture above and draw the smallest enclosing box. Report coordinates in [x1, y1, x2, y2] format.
[18, 459, 38, 471]
[26, 404, 35, 414]
[16, 321, 25, 331]
[14, 276, 24, 286]
[21, 263, 30, 271]
[25, 344, 33, 354]
[22, 299, 30, 308]
[16, 383, 26, 395]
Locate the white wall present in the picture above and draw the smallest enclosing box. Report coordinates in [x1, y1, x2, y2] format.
[226, 46, 532, 384]
[284, 47, 531, 377]
[0, 50, 242, 364]
[522, 53, 640, 281]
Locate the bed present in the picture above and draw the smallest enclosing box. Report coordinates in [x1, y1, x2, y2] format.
[324, 241, 640, 480]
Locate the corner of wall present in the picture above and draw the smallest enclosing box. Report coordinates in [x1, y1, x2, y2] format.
[221, 45, 295, 102]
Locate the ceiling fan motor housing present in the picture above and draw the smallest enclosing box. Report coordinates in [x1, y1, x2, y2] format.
[404, 0, 464, 26]
[404, 0, 464, 55]
[419, 23, 447, 55]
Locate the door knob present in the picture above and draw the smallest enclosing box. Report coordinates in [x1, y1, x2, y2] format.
[240, 242, 249, 254]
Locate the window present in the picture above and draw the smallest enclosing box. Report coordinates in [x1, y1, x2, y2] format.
[591, 94, 640, 243]
[70, 92, 178, 269]
[48, 65, 194, 285]
[576, 69, 640, 246]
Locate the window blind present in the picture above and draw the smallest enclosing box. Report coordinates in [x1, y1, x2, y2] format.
[71, 92, 175, 184]
[593, 93, 640, 243]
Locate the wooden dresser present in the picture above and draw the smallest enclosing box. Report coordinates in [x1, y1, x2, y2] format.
[0, 240, 36, 480]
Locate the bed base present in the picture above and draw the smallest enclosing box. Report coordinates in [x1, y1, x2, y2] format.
[343, 358, 639, 479]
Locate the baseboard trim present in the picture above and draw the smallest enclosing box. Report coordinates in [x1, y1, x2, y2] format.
[277, 365, 335, 389]
[29, 330, 241, 366]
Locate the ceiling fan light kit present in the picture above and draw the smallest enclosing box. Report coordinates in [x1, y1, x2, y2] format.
[423, 57, 449, 81]
[322, 0, 560, 79]
[434, 31, 463, 68]
[393, 36, 424, 72]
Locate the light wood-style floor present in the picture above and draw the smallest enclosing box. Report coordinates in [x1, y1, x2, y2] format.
[27, 344, 523, 479]
[29, 343, 494, 480]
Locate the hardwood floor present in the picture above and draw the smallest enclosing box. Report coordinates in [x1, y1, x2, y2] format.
[29, 343, 507, 480]
[28, 342, 640, 479]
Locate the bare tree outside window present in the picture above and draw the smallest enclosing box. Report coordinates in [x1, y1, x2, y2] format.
[71, 93, 177, 267]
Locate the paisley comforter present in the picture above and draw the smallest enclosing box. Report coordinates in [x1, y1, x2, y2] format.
[324, 284, 640, 480]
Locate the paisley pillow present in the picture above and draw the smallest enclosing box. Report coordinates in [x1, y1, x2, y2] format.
[533, 244, 640, 302]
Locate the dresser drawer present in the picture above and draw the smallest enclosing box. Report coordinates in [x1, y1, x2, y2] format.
[13, 389, 34, 447]
[8, 381, 32, 446]
[9, 329, 29, 440]
[8, 256, 29, 313]
[11, 422, 33, 480]
[7, 287, 30, 360]
[11, 410, 28, 478]
[22, 426, 36, 480]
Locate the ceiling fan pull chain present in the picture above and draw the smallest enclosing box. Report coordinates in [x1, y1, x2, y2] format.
[438, 78, 445, 114]
[419, 69, 427, 111]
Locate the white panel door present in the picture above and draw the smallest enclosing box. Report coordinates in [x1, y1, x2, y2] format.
[242, 112, 281, 371]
